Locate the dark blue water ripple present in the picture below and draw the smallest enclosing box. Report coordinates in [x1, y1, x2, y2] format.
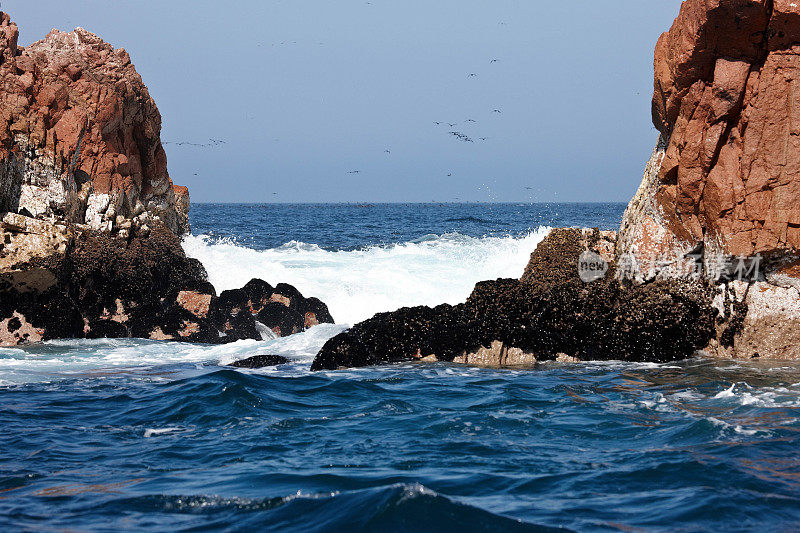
[1, 359, 799, 531]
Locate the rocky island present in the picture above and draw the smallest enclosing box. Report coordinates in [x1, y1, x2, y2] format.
[2, 1, 797, 364]
[313, 0, 800, 369]
[0, 12, 333, 345]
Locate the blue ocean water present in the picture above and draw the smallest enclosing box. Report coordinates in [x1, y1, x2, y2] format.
[188, 203, 625, 251]
[1, 203, 799, 532]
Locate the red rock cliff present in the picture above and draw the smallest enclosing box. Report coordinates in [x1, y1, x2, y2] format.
[0, 12, 188, 235]
[620, 0, 800, 264]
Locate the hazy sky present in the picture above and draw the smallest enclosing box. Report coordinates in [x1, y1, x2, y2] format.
[7, 0, 683, 203]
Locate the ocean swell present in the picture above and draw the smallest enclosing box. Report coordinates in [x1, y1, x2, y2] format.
[93, 483, 549, 532]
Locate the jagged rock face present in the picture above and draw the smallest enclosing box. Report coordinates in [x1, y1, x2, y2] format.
[617, 0, 800, 361]
[0, 12, 188, 235]
[622, 0, 800, 259]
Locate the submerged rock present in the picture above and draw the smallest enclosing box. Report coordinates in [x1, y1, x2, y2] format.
[228, 354, 290, 368]
[311, 229, 717, 370]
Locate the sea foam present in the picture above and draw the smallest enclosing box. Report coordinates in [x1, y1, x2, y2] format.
[0, 324, 347, 384]
[182, 228, 551, 325]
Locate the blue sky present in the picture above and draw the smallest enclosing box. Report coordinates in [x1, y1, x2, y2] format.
[7, 0, 683, 203]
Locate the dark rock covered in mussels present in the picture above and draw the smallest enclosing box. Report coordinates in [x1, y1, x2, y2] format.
[212, 279, 335, 340]
[311, 228, 717, 370]
[0, 216, 335, 344]
[1, 219, 221, 344]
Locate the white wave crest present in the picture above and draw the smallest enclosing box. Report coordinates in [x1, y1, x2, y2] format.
[182, 229, 551, 325]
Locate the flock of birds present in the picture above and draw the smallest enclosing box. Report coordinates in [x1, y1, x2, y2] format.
[345, 58, 505, 176]
[163, 56, 513, 199]
[162, 138, 227, 148]
[161, 138, 228, 177]
[163, 21, 533, 200]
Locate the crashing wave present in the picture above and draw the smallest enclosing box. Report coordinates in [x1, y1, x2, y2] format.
[182, 228, 552, 325]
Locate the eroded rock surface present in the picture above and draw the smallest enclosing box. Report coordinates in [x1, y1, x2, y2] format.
[622, 0, 800, 260]
[618, 0, 800, 360]
[0, 12, 187, 235]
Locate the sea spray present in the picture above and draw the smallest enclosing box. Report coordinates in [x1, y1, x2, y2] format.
[182, 229, 551, 325]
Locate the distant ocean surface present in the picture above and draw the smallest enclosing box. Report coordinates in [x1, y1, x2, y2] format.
[2, 203, 799, 531]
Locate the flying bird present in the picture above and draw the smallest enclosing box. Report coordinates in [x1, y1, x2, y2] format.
[447, 123, 457, 127]
[479, 137, 488, 141]
[490, 59, 499, 63]
[492, 109, 502, 114]
[348, 170, 361, 174]
[467, 73, 477, 78]
[384, 149, 391, 154]
[449, 131, 474, 143]
[465, 119, 476, 123]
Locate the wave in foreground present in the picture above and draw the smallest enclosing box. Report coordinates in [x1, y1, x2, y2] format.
[2, 359, 800, 530]
[182, 229, 551, 325]
[86, 483, 554, 532]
